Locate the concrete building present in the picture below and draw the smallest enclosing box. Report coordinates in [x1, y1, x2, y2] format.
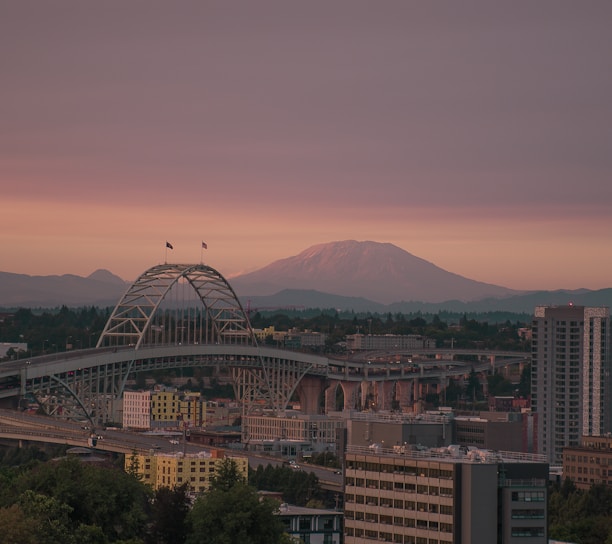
[277, 504, 343, 544]
[531, 305, 611, 464]
[344, 445, 548, 544]
[346, 334, 435, 351]
[454, 411, 537, 454]
[204, 399, 241, 427]
[563, 434, 612, 490]
[243, 412, 345, 456]
[126, 448, 248, 495]
[346, 411, 455, 451]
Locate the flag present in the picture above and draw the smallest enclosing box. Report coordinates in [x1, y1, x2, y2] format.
[202, 241, 208, 249]
[166, 241, 173, 249]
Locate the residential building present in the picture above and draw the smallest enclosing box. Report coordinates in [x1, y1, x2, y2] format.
[150, 387, 181, 428]
[122, 390, 151, 430]
[277, 503, 343, 544]
[344, 444, 548, 544]
[125, 448, 248, 495]
[531, 305, 611, 464]
[122, 387, 206, 430]
[563, 434, 612, 490]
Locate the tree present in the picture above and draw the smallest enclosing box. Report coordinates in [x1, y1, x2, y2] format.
[17, 490, 76, 544]
[13, 457, 151, 542]
[487, 372, 514, 396]
[146, 484, 191, 544]
[186, 482, 285, 544]
[517, 363, 531, 398]
[465, 368, 483, 402]
[0, 504, 39, 544]
[210, 457, 246, 491]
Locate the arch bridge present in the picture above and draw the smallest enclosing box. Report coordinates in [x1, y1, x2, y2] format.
[0, 264, 328, 424]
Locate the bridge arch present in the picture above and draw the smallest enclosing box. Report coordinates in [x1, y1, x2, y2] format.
[97, 263, 256, 349]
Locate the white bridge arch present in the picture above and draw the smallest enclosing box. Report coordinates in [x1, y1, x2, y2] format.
[97, 263, 256, 349]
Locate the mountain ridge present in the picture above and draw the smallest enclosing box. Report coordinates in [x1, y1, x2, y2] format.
[1, 241, 610, 313]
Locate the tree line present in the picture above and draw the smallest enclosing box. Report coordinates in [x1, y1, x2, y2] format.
[0, 306, 532, 361]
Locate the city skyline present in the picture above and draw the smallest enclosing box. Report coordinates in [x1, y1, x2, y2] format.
[2, 1, 611, 290]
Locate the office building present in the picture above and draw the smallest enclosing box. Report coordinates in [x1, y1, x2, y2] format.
[454, 411, 537, 454]
[243, 412, 345, 455]
[346, 334, 435, 351]
[563, 434, 612, 490]
[344, 445, 548, 544]
[346, 411, 455, 451]
[531, 305, 611, 464]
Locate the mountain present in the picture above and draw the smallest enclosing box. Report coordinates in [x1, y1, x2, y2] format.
[3, 242, 611, 313]
[229, 240, 521, 304]
[0, 269, 128, 308]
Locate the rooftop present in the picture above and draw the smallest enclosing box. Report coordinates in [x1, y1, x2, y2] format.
[347, 444, 547, 464]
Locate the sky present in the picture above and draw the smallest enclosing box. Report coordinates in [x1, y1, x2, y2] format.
[1, 1, 611, 291]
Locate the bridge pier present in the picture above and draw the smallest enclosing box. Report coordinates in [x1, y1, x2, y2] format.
[343, 382, 360, 411]
[378, 381, 395, 411]
[295, 375, 324, 414]
[397, 380, 413, 411]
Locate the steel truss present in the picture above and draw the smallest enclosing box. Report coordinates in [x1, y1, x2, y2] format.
[97, 263, 255, 349]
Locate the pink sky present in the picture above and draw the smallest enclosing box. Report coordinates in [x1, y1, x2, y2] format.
[2, 1, 611, 291]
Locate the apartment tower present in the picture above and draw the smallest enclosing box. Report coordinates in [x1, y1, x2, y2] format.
[531, 305, 611, 465]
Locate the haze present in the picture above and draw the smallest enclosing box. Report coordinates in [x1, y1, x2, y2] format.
[1, 1, 611, 290]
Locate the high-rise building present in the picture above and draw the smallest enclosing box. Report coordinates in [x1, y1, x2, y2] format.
[531, 305, 611, 465]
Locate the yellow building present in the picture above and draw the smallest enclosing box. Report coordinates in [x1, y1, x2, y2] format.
[123, 387, 206, 430]
[126, 448, 248, 495]
[150, 389, 180, 427]
[178, 391, 205, 428]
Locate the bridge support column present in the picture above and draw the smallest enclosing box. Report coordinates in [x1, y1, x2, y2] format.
[295, 375, 324, 415]
[439, 377, 449, 405]
[361, 381, 372, 410]
[340, 382, 360, 411]
[324, 381, 340, 413]
[378, 381, 395, 411]
[397, 380, 413, 412]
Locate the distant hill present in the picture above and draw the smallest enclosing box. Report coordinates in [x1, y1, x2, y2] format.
[2, 241, 611, 314]
[229, 240, 520, 304]
[0, 269, 127, 308]
[238, 288, 612, 316]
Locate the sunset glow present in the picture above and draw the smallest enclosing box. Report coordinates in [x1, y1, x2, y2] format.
[2, 1, 611, 292]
